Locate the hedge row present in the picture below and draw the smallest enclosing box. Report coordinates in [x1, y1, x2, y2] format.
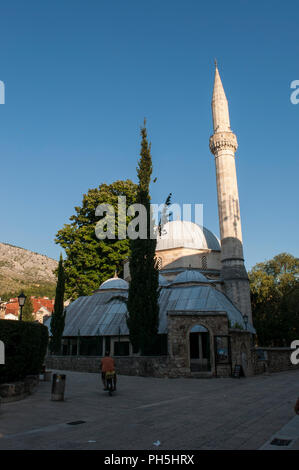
[0, 320, 49, 384]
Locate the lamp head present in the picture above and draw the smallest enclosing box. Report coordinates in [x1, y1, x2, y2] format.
[18, 292, 26, 307]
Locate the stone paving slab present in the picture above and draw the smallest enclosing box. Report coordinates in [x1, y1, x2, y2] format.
[260, 415, 299, 450]
[0, 369, 298, 450]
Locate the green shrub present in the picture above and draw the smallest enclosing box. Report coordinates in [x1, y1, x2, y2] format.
[0, 320, 49, 384]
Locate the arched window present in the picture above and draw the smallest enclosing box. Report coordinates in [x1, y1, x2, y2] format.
[201, 255, 207, 270]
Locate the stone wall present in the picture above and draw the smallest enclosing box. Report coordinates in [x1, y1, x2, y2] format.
[46, 354, 221, 379]
[229, 329, 254, 376]
[252, 347, 299, 375]
[46, 347, 299, 379]
[155, 248, 221, 275]
[46, 355, 173, 378]
[0, 375, 39, 403]
[123, 248, 221, 282]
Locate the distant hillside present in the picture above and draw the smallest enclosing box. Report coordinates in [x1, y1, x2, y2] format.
[0, 242, 58, 298]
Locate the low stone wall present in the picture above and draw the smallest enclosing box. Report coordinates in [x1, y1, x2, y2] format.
[253, 347, 299, 375]
[0, 375, 39, 403]
[46, 355, 173, 378]
[46, 347, 299, 379]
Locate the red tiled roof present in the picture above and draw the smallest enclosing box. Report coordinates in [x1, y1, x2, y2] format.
[5, 296, 54, 316]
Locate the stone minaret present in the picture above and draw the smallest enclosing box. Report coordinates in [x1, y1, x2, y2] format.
[209, 62, 252, 324]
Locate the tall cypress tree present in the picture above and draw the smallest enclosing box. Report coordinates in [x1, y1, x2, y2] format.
[50, 254, 66, 354]
[22, 295, 34, 322]
[127, 121, 160, 355]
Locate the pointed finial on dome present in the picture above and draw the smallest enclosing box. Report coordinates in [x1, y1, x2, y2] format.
[214, 58, 218, 68]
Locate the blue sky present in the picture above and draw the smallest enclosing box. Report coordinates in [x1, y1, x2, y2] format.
[0, 0, 298, 270]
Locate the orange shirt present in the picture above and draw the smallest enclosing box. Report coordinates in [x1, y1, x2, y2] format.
[101, 356, 115, 372]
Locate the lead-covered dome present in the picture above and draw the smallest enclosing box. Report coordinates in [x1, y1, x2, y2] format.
[99, 276, 129, 290]
[171, 269, 209, 286]
[156, 220, 220, 252]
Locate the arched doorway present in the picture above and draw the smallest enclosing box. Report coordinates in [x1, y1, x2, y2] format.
[189, 325, 211, 372]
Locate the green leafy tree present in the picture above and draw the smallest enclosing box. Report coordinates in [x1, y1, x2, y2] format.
[127, 121, 160, 355]
[249, 252, 299, 346]
[50, 254, 66, 354]
[22, 296, 34, 322]
[55, 180, 138, 299]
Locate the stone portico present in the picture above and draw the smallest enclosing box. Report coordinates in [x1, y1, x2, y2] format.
[167, 311, 253, 377]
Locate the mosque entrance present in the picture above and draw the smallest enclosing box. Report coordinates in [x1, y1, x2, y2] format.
[189, 325, 211, 372]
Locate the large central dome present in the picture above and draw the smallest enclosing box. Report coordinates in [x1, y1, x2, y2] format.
[156, 220, 220, 252]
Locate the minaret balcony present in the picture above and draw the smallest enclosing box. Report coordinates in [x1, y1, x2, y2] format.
[209, 131, 238, 155]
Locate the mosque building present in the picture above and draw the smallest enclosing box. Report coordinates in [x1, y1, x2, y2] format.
[47, 64, 255, 377]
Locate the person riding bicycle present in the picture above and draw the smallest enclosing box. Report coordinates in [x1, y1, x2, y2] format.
[100, 350, 117, 391]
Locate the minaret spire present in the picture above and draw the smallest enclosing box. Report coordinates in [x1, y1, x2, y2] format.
[212, 62, 231, 133]
[209, 63, 252, 324]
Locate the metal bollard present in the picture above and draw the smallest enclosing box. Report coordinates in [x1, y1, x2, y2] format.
[51, 374, 66, 401]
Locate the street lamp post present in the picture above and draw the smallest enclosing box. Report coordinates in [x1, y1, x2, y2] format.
[18, 292, 26, 321]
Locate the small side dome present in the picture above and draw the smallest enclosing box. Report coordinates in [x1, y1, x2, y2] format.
[159, 274, 169, 287]
[99, 276, 129, 291]
[171, 269, 209, 286]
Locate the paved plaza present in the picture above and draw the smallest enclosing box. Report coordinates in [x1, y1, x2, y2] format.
[0, 369, 299, 450]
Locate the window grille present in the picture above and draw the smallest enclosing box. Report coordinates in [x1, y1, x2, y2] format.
[156, 257, 162, 270]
